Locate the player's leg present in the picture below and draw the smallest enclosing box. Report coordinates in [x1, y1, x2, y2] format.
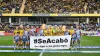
[19, 39, 23, 49]
[73, 38, 77, 50]
[26, 36, 30, 49]
[22, 38, 25, 49]
[71, 38, 76, 48]
[72, 38, 75, 47]
[14, 40, 19, 49]
[77, 37, 81, 47]
[26, 40, 30, 49]
[22, 36, 27, 49]
[70, 38, 73, 49]
[13, 40, 16, 50]
[23, 41, 26, 49]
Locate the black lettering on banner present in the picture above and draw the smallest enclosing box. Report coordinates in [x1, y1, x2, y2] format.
[56, 39, 59, 43]
[43, 40, 46, 43]
[49, 45, 52, 47]
[61, 45, 67, 47]
[52, 39, 55, 43]
[53, 45, 60, 47]
[40, 45, 45, 47]
[34, 39, 37, 43]
[34, 38, 68, 44]
[64, 39, 68, 43]
[60, 38, 63, 43]
[38, 39, 42, 44]
[47, 39, 51, 43]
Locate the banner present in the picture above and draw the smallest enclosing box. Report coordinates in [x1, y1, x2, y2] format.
[0, 31, 5, 35]
[30, 35, 71, 49]
[0, 31, 13, 36]
[4, 32, 13, 36]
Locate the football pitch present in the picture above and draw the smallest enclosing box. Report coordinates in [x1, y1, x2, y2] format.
[0, 36, 100, 56]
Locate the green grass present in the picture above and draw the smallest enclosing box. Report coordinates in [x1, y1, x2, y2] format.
[0, 36, 100, 56]
[0, 53, 100, 56]
[43, 53, 100, 56]
[0, 52, 40, 56]
[0, 36, 13, 45]
[81, 36, 100, 46]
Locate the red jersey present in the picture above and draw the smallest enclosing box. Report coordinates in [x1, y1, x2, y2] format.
[36, 28, 40, 33]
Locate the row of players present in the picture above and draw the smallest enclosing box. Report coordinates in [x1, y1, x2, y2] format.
[13, 25, 81, 49]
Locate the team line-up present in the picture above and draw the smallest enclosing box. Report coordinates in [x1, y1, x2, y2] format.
[13, 24, 81, 49]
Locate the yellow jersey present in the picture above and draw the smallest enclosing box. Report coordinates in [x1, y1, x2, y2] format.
[14, 30, 19, 36]
[48, 29, 53, 36]
[59, 29, 64, 36]
[26, 28, 30, 32]
[19, 29, 24, 37]
[69, 29, 75, 35]
[43, 29, 48, 36]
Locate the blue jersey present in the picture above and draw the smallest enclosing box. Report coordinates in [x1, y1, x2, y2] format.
[22, 35, 28, 41]
[72, 34, 77, 39]
[64, 31, 69, 35]
[76, 29, 81, 38]
[14, 36, 20, 41]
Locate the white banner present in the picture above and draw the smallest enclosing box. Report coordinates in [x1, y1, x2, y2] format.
[30, 35, 71, 49]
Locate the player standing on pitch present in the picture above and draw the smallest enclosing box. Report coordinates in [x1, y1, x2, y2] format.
[22, 28, 28, 49]
[76, 25, 81, 47]
[19, 25, 24, 49]
[26, 25, 30, 49]
[30, 26, 35, 36]
[71, 31, 77, 48]
[13, 26, 20, 49]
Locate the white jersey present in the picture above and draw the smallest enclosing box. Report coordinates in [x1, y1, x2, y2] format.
[24, 30, 29, 36]
[76, 29, 81, 38]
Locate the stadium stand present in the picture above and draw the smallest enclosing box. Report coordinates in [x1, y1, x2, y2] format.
[0, 0, 23, 13]
[0, 0, 100, 14]
[24, 0, 100, 13]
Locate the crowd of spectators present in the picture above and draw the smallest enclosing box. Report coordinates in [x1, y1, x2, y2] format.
[0, 23, 100, 32]
[80, 23, 100, 31]
[24, 0, 100, 13]
[0, 0, 100, 14]
[0, 0, 23, 13]
[0, 23, 14, 33]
